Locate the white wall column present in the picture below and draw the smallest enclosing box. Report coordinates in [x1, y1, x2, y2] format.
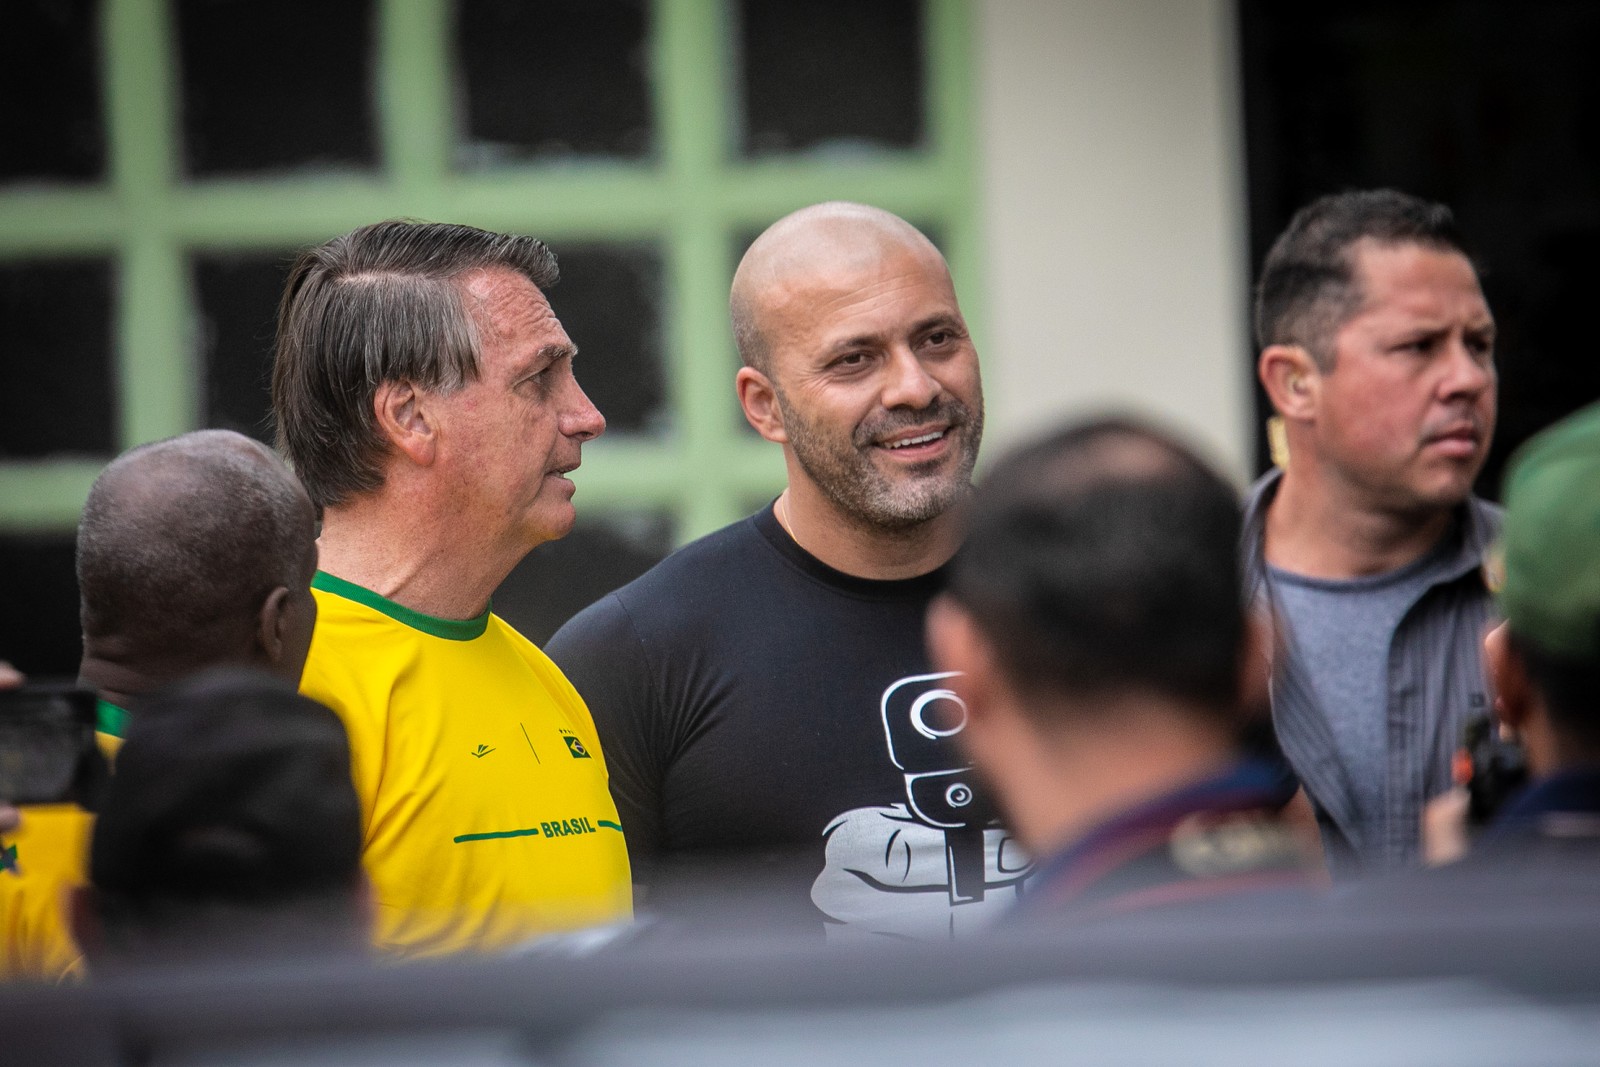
[975, 0, 1254, 481]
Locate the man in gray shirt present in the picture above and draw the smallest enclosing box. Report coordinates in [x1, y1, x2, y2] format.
[1245, 189, 1501, 875]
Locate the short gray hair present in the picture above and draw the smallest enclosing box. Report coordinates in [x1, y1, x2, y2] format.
[1254, 189, 1469, 370]
[77, 431, 313, 669]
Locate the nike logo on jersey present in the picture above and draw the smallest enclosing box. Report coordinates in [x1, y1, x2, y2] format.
[471, 744, 496, 758]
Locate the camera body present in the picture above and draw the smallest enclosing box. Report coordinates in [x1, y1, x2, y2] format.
[0, 681, 109, 809]
[1463, 712, 1528, 827]
[879, 672, 996, 830]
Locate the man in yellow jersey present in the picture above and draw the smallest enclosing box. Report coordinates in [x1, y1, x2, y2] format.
[271, 220, 630, 958]
[0, 430, 320, 981]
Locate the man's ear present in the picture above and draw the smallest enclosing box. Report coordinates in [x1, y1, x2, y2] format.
[373, 380, 437, 466]
[1258, 344, 1319, 421]
[736, 367, 787, 444]
[256, 585, 292, 668]
[1484, 622, 1532, 734]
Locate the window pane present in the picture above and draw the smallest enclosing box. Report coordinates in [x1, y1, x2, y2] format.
[176, 0, 376, 177]
[0, 0, 105, 184]
[492, 512, 673, 646]
[738, 0, 925, 157]
[454, 0, 653, 167]
[193, 252, 293, 443]
[0, 535, 82, 676]
[0, 259, 116, 459]
[548, 243, 667, 436]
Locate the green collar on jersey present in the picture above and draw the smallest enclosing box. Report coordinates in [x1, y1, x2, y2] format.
[312, 571, 489, 641]
[97, 699, 128, 738]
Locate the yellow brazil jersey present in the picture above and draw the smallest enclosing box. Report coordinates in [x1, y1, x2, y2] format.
[0, 709, 124, 984]
[300, 571, 631, 959]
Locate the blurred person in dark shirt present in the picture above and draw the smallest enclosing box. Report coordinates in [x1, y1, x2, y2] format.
[927, 418, 1324, 922]
[1473, 401, 1600, 858]
[69, 669, 366, 971]
[0, 430, 319, 982]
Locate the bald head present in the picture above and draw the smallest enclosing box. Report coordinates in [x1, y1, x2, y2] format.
[730, 202, 946, 374]
[77, 430, 319, 689]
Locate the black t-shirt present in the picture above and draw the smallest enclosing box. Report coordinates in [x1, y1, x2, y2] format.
[546, 504, 1029, 940]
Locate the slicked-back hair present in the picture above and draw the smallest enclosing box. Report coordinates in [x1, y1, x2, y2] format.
[946, 417, 1245, 723]
[272, 219, 559, 508]
[1254, 189, 1471, 369]
[77, 431, 314, 672]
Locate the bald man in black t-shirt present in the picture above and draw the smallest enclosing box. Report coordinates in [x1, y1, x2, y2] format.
[549, 203, 1029, 939]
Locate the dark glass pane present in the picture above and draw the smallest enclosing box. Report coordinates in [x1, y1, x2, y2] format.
[548, 243, 666, 435]
[193, 252, 293, 443]
[492, 511, 673, 646]
[176, 0, 376, 176]
[738, 0, 924, 157]
[0, 535, 82, 676]
[453, 0, 652, 166]
[0, 259, 116, 459]
[1241, 0, 1600, 495]
[0, 0, 105, 184]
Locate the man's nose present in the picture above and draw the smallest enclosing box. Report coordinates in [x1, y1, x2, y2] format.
[562, 380, 606, 442]
[881, 347, 941, 410]
[1439, 337, 1494, 399]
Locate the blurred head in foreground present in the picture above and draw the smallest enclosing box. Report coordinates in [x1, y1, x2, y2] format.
[72, 669, 366, 970]
[1485, 401, 1600, 781]
[929, 418, 1315, 914]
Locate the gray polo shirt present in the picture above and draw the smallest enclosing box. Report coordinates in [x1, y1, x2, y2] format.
[1242, 469, 1501, 876]
[1269, 539, 1458, 866]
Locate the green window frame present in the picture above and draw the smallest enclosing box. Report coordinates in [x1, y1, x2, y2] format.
[0, 0, 981, 547]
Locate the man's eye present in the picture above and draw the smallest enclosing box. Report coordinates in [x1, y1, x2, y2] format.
[836, 352, 868, 367]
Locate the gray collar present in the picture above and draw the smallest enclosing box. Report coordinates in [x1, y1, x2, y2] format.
[1241, 467, 1501, 595]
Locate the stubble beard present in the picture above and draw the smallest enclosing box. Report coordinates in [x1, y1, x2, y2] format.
[776, 391, 984, 532]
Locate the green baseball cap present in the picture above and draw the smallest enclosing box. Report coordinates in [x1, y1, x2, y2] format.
[1497, 400, 1600, 662]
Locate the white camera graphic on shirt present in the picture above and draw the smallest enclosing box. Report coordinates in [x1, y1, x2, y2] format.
[880, 672, 994, 830]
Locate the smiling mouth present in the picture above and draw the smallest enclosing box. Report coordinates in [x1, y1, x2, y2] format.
[881, 429, 948, 450]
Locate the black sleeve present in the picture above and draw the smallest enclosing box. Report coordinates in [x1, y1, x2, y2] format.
[547, 593, 665, 863]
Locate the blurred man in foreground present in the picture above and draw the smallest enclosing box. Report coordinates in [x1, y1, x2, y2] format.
[928, 419, 1322, 920]
[0, 430, 319, 982]
[1474, 402, 1600, 858]
[273, 221, 629, 957]
[1248, 189, 1500, 875]
[70, 670, 365, 971]
[549, 203, 1024, 939]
